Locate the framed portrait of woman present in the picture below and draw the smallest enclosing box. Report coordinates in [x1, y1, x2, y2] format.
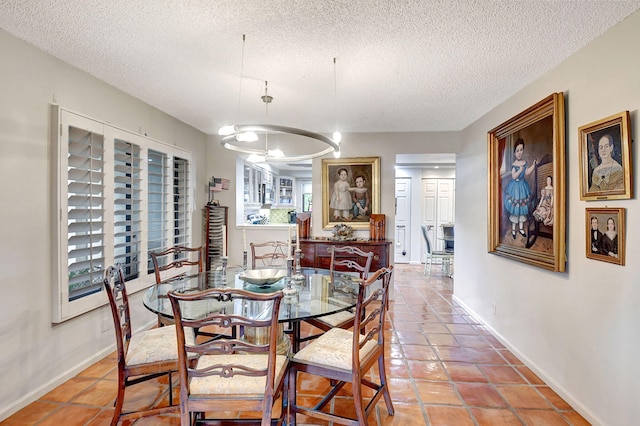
[487, 93, 566, 272]
[578, 111, 632, 201]
[321, 157, 380, 229]
[585, 207, 625, 266]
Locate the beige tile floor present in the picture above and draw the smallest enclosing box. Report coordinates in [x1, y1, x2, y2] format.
[1, 264, 590, 425]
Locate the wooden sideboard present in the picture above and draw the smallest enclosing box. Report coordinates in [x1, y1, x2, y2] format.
[298, 239, 391, 271]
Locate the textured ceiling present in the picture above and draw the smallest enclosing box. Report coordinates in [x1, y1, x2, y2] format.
[1, 1, 639, 135]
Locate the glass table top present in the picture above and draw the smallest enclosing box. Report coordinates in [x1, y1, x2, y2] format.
[142, 266, 361, 323]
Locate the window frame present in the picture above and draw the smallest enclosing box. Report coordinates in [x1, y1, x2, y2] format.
[52, 106, 193, 323]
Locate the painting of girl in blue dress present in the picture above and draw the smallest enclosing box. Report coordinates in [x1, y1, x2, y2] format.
[504, 138, 538, 239]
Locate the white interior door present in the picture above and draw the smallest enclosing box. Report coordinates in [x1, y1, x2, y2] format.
[394, 178, 411, 263]
[437, 179, 455, 248]
[422, 179, 438, 258]
[422, 178, 455, 253]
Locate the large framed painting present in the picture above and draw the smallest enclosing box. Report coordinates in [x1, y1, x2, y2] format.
[321, 157, 380, 230]
[487, 93, 566, 272]
[585, 207, 625, 266]
[578, 111, 632, 201]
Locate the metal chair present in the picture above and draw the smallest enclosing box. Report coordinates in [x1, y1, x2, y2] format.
[421, 225, 453, 276]
[288, 266, 395, 426]
[168, 287, 287, 426]
[103, 265, 195, 426]
[250, 241, 289, 269]
[441, 223, 454, 253]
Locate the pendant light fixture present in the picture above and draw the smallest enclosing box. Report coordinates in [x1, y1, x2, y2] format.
[218, 35, 341, 162]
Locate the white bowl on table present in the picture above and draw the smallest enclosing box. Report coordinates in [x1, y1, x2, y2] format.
[238, 269, 287, 286]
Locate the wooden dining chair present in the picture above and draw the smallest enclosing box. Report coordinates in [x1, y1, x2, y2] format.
[150, 245, 203, 326]
[103, 265, 195, 426]
[298, 246, 374, 344]
[329, 245, 374, 279]
[288, 266, 395, 426]
[250, 241, 289, 269]
[168, 287, 288, 426]
[150, 245, 203, 284]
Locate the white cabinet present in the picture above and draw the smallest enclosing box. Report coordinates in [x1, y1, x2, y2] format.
[277, 176, 295, 206]
[243, 164, 275, 205]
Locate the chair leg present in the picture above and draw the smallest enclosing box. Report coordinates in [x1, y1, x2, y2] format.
[444, 257, 453, 277]
[378, 354, 395, 415]
[261, 395, 273, 426]
[180, 406, 190, 426]
[111, 375, 126, 426]
[352, 372, 368, 425]
[287, 367, 298, 426]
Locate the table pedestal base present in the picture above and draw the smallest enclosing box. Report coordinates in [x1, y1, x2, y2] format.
[243, 324, 291, 355]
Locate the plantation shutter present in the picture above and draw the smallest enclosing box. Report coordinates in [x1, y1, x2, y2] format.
[53, 106, 193, 322]
[113, 138, 142, 280]
[172, 156, 190, 247]
[66, 125, 106, 301]
[147, 149, 168, 271]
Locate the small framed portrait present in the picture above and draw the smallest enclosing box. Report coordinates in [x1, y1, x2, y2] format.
[585, 207, 625, 266]
[578, 111, 632, 201]
[487, 93, 566, 272]
[321, 157, 380, 230]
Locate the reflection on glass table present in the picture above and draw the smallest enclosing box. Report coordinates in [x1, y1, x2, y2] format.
[142, 266, 362, 353]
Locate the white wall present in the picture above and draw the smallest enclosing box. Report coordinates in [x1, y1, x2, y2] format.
[0, 30, 207, 419]
[455, 11, 640, 426]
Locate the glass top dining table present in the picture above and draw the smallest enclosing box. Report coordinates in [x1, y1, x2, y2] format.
[142, 266, 361, 352]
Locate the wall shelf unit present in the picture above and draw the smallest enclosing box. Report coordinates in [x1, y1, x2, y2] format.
[204, 205, 228, 270]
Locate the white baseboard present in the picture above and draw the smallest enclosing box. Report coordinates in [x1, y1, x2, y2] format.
[0, 346, 113, 421]
[452, 295, 603, 426]
[0, 319, 156, 421]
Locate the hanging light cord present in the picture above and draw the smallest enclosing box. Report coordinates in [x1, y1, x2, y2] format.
[235, 34, 246, 124]
[333, 57, 338, 132]
[263, 81, 270, 153]
[332, 57, 341, 143]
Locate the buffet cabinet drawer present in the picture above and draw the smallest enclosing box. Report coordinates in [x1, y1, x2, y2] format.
[298, 239, 391, 271]
[298, 243, 315, 268]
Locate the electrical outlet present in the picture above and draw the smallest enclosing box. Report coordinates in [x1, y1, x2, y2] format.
[492, 303, 497, 315]
[102, 316, 111, 333]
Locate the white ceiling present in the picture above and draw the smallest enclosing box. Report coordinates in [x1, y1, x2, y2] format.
[1, 1, 639, 136]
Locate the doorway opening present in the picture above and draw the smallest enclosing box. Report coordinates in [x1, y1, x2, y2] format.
[394, 154, 456, 266]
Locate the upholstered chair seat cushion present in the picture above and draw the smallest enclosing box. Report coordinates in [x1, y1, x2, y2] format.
[293, 328, 378, 370]
[314, 310, 354, 327]
[190, 354, 288, 395]
[126, 325, 194, 366]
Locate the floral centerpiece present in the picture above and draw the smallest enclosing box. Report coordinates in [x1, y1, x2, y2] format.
[329, 223, 356, 241]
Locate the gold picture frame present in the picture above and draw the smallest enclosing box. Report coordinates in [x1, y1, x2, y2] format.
[322, 157, 380, 230]
[488, 93, 566, 272]
[578, 111, 632, 201]
[585, 207, 625, 266]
